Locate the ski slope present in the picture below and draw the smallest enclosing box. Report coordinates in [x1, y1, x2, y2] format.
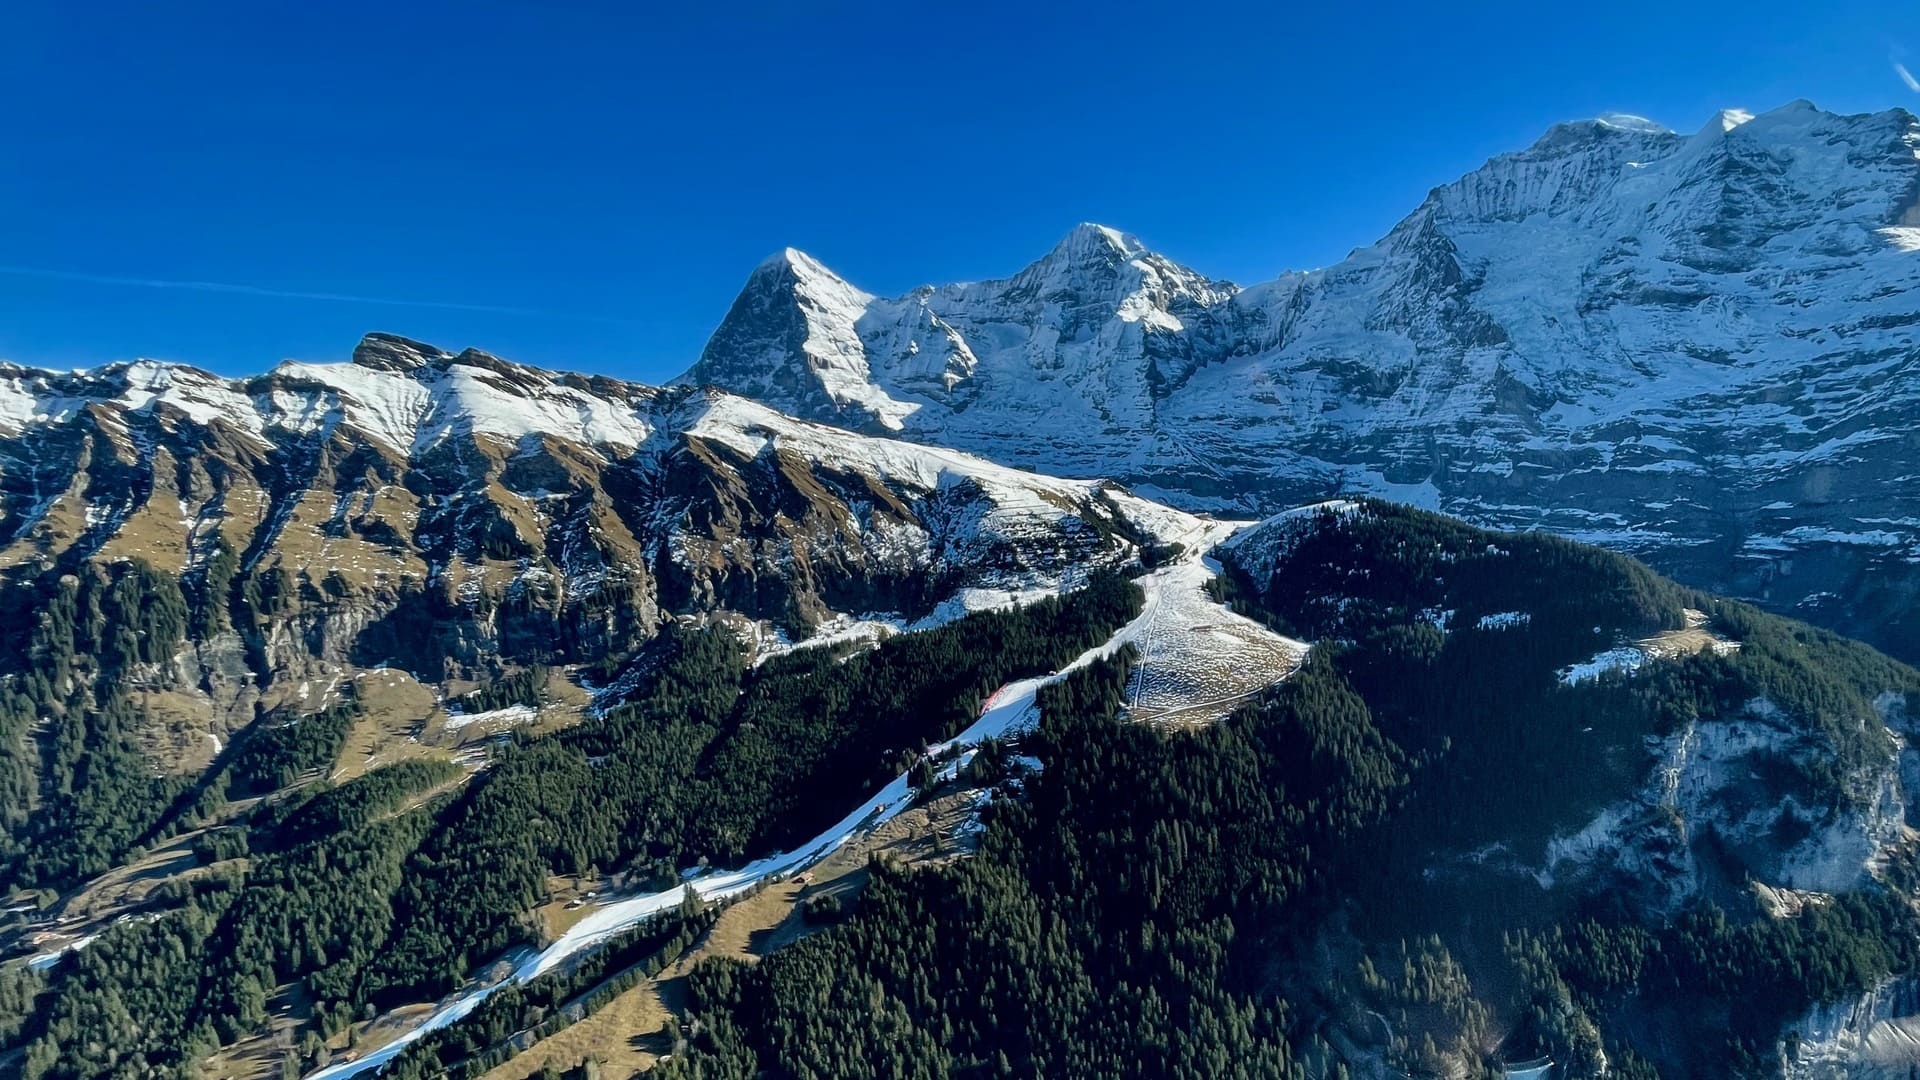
[1123, 520, 1310, 724]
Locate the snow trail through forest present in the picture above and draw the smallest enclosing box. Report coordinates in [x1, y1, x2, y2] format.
[308, 524, 1296, 1079]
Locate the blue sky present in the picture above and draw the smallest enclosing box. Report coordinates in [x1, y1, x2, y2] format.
[3, 0, 1917, 381]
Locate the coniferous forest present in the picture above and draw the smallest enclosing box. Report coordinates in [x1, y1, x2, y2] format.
[0, 564, 1144, 1078]
[641, 504, 1920, 1079]
[3, 503, 1919, 1079]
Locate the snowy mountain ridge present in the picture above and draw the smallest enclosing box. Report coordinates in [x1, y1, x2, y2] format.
[0, 330, 1212, 725]
[0, 334, 663, 457]
[681, 100, 1920, 660]
[5, 101, 1915, 657]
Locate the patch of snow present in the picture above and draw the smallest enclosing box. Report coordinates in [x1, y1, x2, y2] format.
[1558, 646, 1647, 685]
[1346, 471, 1442, 511]
[26, 932, 101, 972]
[750, 615, 903, 666]
[273, 360, 432, 452]
[1782, 526, 1907, 547]
[443, 704, 538, 732]
[682, 393, 1095, 508]
[1881, 226, 1920, 252]
[1124, 519, 1310, 723]
[25, 911, 167, 972]
[1597, 112, 1674, 135]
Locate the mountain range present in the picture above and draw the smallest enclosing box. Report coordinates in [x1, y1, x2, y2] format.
[0, 331, 1181, 723]
[683, 100, 1920, 663]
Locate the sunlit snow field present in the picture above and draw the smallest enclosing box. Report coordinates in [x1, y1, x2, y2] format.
[1122, 523, 1309, 725]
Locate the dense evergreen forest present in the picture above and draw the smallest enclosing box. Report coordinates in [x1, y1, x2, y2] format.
[1220, 504, 1917, 898]
[659, 649, 1404, 1078]
[0, 561, 1142, 1078]
[0, 562, 196, 889]
[647, 504, 1920, 1079]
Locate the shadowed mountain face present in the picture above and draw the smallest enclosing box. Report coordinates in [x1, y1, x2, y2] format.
[680, 102, 1920, 663]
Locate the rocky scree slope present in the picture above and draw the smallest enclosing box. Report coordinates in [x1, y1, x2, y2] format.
[682, 101, 1920, 663]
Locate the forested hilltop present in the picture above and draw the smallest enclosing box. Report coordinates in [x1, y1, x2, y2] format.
[645, 503, 1920, 1079]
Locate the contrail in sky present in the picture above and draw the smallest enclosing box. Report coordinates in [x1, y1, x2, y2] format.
[0, 264, 637, 323]
[1897, 61, 1920, 92]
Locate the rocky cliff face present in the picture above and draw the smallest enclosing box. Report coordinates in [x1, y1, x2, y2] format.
[681, 102, 1920, 662]
[1787, 975, 1920, 1078]
[0, 332, 1195, 741]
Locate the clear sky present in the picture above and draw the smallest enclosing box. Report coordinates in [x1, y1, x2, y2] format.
[3, 0, 1918, 381]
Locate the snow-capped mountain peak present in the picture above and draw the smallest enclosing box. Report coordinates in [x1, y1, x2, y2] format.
[1003, 223, 1219, 312]
[754, 245, 872, 302]
[1709, 107, 1756, 132]
[1034, 222, 1149, 266]
[682, 243, 913, 429]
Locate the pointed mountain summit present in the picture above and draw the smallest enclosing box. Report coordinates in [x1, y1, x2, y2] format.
[1028, 222, 1150, 271]
[680, 246, 912, 429]
[1002, 223, 1224, 313]
[349, 332, 449, 373]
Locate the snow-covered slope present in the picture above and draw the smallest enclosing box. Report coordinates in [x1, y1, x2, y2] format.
[682, 101, 1920, 661]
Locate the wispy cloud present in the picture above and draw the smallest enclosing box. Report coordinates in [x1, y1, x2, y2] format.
[1897, 61, 1920, 92]
[0, 264, 637, 324]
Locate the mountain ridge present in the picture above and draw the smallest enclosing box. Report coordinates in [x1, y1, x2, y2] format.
[0, 333, 1204, 706]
